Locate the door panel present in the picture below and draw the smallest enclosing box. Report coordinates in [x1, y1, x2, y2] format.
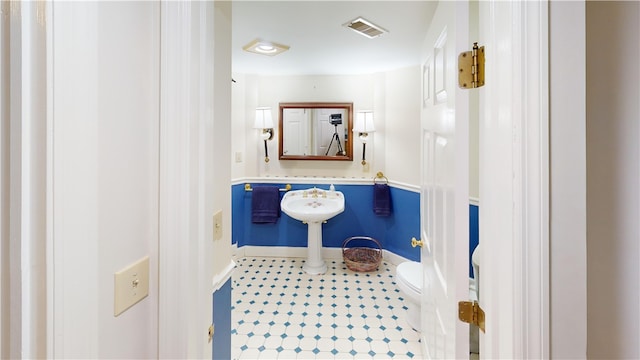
[420, 1, 469, 358]
[282, 108, 309, 155]
[316, 108, 346, 156]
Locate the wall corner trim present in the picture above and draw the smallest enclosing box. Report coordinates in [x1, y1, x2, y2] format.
[212, 260, 236, 292]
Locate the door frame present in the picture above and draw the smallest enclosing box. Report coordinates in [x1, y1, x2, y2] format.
[158, 2, 233, 359]
[158, 2, 219, 359]
[479, 1, 549, 358]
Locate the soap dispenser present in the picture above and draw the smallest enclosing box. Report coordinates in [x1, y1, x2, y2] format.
[329, 184, 335, 193]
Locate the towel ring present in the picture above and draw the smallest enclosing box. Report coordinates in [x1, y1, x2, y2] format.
[373, 172, 389, 184]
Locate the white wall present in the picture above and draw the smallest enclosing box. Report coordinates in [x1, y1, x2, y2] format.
[586, 2, 639, 358]
[382, 67, 421, 186]
[549, 2, 587, 358]
[232, 67, 423, 184]
[231, 73, 248, 180]
[50, 2, 159, 358]
[212, 0, 233, 291]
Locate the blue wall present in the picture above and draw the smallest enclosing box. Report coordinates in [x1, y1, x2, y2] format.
[232, 182, 480, 270]
[232, 183, 421, 261]
[212, 279, 232, 360]
[469, 204, 479, 278]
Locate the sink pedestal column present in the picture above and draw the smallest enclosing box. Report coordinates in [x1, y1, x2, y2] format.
[302, 222, 327, 275]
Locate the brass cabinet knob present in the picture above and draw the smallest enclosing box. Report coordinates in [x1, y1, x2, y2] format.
[411, 237, 424, 248]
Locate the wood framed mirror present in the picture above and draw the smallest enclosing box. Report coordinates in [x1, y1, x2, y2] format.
[278, 102, 353, 161]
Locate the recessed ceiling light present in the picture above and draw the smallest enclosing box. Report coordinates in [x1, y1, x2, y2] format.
[243, 39, 290, 57]
[344, 17, 388, 39]
[256, 44, 275, 53]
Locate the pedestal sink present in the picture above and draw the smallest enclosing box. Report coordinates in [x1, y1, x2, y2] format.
[281, 187, 345, 274]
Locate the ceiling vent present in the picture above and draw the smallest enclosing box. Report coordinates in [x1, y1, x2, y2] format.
[344, 17, 388, 39]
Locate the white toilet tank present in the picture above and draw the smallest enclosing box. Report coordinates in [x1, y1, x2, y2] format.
[396, 261, 422, 295]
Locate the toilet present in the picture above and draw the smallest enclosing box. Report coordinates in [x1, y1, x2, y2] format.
[395, 261, 423, 332]
[471, 243, 481, 300]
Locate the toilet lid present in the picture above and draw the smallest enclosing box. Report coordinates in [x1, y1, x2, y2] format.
[472, 243, 481, 267]
[397, 261, 423, 293]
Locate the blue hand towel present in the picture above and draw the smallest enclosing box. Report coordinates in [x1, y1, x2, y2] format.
[252, 186, 281, 223]
[373, 183, 392, 216]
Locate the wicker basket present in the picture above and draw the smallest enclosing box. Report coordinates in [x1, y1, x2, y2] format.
[342, 236, 382, 272]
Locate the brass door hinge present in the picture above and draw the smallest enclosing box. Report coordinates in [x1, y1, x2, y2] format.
[458, 300, 485, 333]
[458, 43, 485, 89]
[208, 324, 214, 343]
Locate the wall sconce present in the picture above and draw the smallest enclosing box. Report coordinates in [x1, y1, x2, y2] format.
[353, 110, 375, 165]
[254, 107, 274, 163]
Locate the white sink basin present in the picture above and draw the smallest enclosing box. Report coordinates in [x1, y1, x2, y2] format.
[280, 187, 345, 275]
[281, 188, 345, 223]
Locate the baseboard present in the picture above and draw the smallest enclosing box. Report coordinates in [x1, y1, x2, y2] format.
[236, 245, 412, 266]
[241, 245, 343, 260]
[232, 242, 242, 258]
[382, 249, 414, 266]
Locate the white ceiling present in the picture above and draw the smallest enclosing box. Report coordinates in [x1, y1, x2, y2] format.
[232, 1, 438, 76]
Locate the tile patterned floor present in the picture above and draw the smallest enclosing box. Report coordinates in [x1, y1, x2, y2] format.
[232, 257, 422, 360]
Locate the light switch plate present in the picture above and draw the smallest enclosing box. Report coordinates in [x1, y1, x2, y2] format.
[213, 210, 223, 241]
[114, 256, 149, 316]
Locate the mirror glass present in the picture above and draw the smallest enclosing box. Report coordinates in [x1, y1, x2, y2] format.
[279, 102, 353, 161]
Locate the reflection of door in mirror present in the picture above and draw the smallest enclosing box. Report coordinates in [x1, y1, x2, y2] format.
[282, 108, 309, 155]
[283, 108, 346, 156]
[316, 109, 346, 156]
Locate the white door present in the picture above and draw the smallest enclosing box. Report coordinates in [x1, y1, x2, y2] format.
[283, 108, 309, 155]
[420, 1, 470, 358]
[316, 108, 345, 156]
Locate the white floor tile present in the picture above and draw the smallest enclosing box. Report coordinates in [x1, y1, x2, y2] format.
[254, 323, 272, 335]
[317, 326, 334, 338]
[370, 340, 390, 354]
[298, 337, 317, 351]
[367, 328, 385, 340]
[281, 336, 300, 350]
[277, 349, 299, 359]
[387, 340, 409, 355]
[351, 339, 370, 353]
[258, 349, 281, 359]
[240, 347, 261, 359]
[316, 338, 334, 353]
[350, 327, 368, 339]
[287, 324, 303, 335]
[264, 335, 283, 349]
[236, 322, 253, 335]
[270, 323, 287, 336]
[372, 353, 393, 360]
[247, 335, 266, 348]
[296, 350, 317, 359]
[333, 338, 353, 352]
